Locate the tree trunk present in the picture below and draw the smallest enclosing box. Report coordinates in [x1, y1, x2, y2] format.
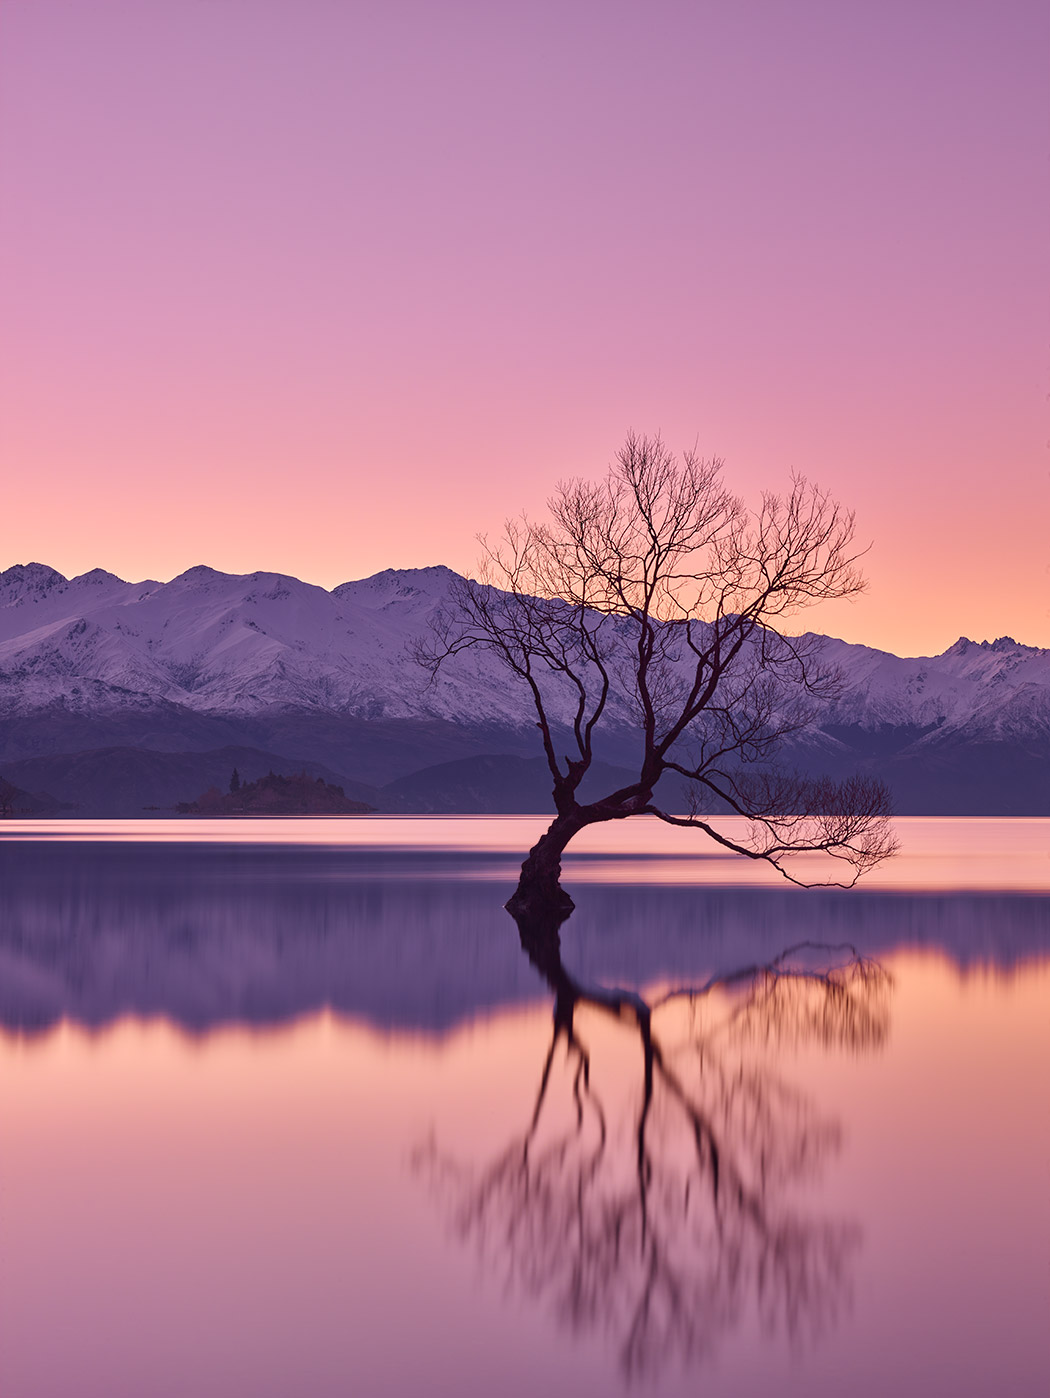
[505, 812, 587, 918]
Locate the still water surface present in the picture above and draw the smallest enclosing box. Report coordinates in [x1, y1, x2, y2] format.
[1, 817, 1047, 1396]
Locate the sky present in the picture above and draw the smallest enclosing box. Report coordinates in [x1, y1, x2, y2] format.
[1, 0, 1046, 656]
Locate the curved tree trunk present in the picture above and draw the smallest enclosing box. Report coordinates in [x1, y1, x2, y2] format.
[505, 811, 589, 918]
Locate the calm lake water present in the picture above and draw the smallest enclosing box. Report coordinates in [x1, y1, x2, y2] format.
[1, 816, 1047, 1397]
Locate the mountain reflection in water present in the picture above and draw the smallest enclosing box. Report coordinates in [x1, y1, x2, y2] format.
[0, 840, 1047, 1035]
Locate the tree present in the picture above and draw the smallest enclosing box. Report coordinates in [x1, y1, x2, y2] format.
[229, 768, 241, 794]
[421, 434, 897, 914]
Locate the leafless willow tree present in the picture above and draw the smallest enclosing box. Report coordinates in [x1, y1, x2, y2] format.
[419, 433, 897, 913]
[416, 911, 891, 1380]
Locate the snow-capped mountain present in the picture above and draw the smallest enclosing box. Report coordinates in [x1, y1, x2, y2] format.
[0, 561, 498, 721]
[0, 560, 631, 732]
[809, 631, 1050, 734]
[1, 561, 1048, 813]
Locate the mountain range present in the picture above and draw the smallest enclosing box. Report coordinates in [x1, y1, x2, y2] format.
[1, 560, 1048, 815]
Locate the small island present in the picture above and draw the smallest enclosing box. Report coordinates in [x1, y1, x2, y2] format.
[176, 769, 374, 816]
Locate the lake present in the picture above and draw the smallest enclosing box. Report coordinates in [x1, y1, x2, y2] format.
[1, 816, 1047, 1397]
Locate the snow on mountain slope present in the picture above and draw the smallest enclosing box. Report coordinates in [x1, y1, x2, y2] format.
[0, 562, 548, 726]
[0, 564, 160, 642]
[0, 620, 172, 713]
[810, 633, 1050, 734]
[1, 563, 1047, 754]
[920, 681, 1050, 749]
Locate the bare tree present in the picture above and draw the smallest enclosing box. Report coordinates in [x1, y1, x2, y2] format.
[419, 433, 897, 913]
[416, 910, 891, 1380]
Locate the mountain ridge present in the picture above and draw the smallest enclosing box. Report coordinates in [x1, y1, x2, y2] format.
[2, 561, 1048, 814]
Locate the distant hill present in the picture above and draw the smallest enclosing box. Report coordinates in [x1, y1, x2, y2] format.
[380, 753, 647, 813]
[0, 775, 63, 816]
[176, 770, 374, 816]
[0, 745, 379, 817]
[1, 560, 1048, 813]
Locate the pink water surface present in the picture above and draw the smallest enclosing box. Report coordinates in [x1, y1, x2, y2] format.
[3, 814, 1049, 890]
[0, 819, 1047, 1395]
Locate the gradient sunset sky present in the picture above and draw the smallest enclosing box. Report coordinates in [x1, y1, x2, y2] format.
[1, 1, 1046, 655]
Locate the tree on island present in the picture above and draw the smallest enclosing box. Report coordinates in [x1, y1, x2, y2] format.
[177, 770, 373, 816]
[420, 433, 897, 914]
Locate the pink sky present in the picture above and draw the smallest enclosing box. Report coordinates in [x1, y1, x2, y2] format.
[1, 0, 1046, 655]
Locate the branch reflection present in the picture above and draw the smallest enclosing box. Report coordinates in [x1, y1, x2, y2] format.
[417, 909, 891, 1380]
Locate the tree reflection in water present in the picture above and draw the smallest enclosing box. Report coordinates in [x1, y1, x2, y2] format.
[416, 908, 891, 1381]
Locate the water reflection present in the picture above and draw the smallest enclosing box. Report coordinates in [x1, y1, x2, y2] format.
[2, 833, 1048, 1397]
[419, 909, 890, 1379]
[0, 841, 1047, 1037]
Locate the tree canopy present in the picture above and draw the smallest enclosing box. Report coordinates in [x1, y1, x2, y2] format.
[421, 433, 897, 911]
